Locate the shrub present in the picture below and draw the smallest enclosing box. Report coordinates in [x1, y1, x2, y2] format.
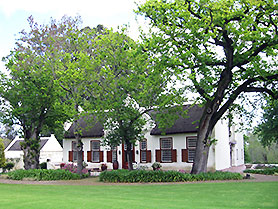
[3, 162, 14, 172]
[244, 167, 278, 175]
[99, 170, 243, 183]
[0, 139, 5, 168]
[40, 162, 47, 169]
[7, 169, 88, 181]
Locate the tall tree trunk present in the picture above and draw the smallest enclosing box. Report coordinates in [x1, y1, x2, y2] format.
[191, 108, 214, 174]
[76, 137, 84, 175]
[22, 130, 40, 170]
[73, 104, 84, 175]
[126, 140, 133, 171]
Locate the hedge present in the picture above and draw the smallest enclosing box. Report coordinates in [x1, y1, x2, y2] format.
[6, 169, 88, 181]
[99, 170, 243, 183]
[244, 167, 278, 175]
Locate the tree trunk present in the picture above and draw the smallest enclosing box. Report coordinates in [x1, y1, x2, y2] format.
[191, 109, 214, 174]
[21, 130, 40, 170]
[126, 140, 133, 171]
[76, 137, 84, 175]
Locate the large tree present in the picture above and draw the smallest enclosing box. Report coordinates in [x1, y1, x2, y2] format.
[0, 16, 72, 169]
[88, 29, 182, 170]
[137, 0, 278, 173]
[51, 24, 104, 174]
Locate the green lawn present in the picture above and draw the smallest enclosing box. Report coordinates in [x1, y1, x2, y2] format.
[0, 182, 277, 209]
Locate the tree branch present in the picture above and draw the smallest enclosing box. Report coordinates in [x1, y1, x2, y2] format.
[211, 74, 278, 126]
[244, 87, 278, 99]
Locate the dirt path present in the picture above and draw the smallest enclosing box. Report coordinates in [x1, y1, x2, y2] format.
[0, 173, 278, 186]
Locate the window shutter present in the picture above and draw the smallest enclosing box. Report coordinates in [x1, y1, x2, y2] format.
[99, 151, 104, 162]
[140, 150, 142, 163]
[172, 149, 177, 162]
[87, 151, 92, 162]
[146, 150, 152, 163]
[69, 151, 73, 162]
[182, 149, 188, 162]
[82, 151, 84, 161]
[107, 151, 112, 163]
[155, 150, 161, 162]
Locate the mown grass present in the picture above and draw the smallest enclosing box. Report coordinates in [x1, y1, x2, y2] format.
[0, 181, 277, 209]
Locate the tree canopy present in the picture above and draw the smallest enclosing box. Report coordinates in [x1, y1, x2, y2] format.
[86, 29, 183, 170]
[137, 0, 278, 173]
[0, 16, 76, 169]
[255, 99, 278, 146]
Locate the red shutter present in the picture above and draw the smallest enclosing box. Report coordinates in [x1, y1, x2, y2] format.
[146, 150, 152, 163]
[87, 151, 92, 162]
[172, 149, 177, 162]
[155, 150, 161, 162]
[99, 151, 104, 162]
[182, 149, 188, 162]
[82, 151, 84, 161]
[69, 151, 73, 162]
[107, 151, 112, 163]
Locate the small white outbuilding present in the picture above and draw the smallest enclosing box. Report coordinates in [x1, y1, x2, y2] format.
[4, 134, 63, 169]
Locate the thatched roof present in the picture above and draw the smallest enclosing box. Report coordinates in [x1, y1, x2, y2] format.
[150, 105, 203, 135]
[7, 139, 48, 151]
[64, 105, 203, 138]
[64, 116, 104, 138]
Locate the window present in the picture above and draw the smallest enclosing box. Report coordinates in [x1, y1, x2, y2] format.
[112, 146, 117, 162]
[140, 139, 147, 162]
[91, 141, 100, 162]
[187, 137, 197, 163]
[160, 138, 172, 162]
[72, 141, 78, 161]
[124, 143, 133, 150]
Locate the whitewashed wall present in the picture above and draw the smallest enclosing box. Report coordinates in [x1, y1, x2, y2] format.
[214, 119, 231, 170]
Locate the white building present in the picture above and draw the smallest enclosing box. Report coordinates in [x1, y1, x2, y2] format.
[63, 105, 244, 171]
[5, 134, 63, 169]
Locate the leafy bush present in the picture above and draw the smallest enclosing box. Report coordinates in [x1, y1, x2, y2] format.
[244, 167, 278, 175]
[99, 170, 243, 183]
[3, 162, 14, 172]
[40, 162, 47, 169]
[7, 169, 89, 181]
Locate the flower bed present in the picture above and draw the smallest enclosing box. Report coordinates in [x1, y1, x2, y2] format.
[99, 170, 243, 183]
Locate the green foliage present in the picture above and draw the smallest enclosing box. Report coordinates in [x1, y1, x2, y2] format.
[0, 138, 5, 168]
[39, 162, 47, 169]
[151, 162, 162, 169]
[245, 133, 278, 163]
[3, 162, 14, 172]
[255, 99, 278, 146]
[244, 167, 278, 175]
[99, 170, 242, 183]
[87, 28, 183, 170]
[0, 16, 76, 169]
[137, 0, 278, 173]
[7, 169, 88, 181]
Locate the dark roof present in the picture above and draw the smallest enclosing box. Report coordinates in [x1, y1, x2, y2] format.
[7, 139, 49, 151]
[64, 116, 104, 138]
[150, 105, 204, 135]
[64, 105, 203, 138]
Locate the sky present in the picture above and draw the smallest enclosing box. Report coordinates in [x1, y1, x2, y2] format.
[0, 0, 146, 73]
